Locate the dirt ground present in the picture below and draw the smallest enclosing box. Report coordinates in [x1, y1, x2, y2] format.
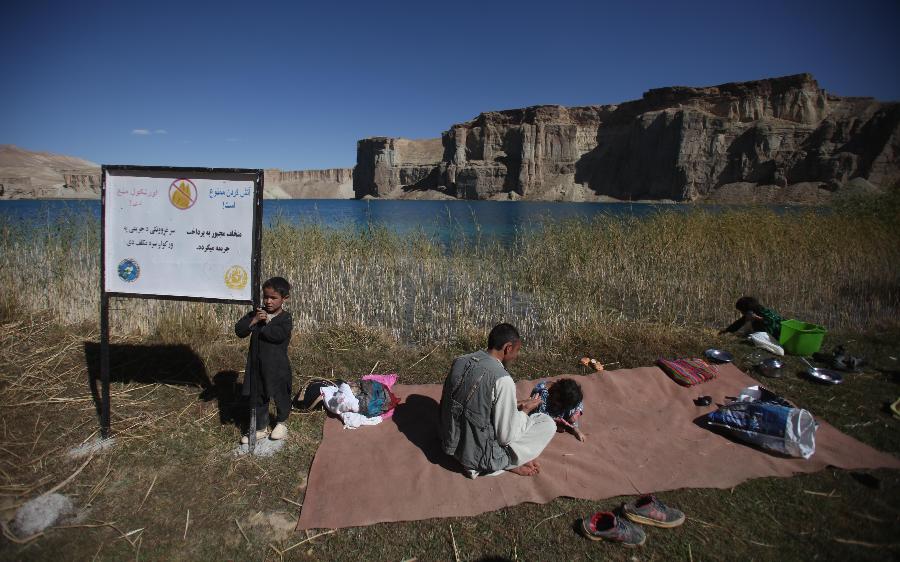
[1, 318, 898, 561]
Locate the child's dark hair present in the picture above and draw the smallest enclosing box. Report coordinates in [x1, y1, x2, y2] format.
[549, 378, 583, 412]
[487, 323, 520, 350]
[735, 296, 762, 314]
[263, 276, 291, 297]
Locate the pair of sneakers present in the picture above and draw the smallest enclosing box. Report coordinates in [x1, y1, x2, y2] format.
[581, 494, 685, 547]
[240, 422, 288, 444]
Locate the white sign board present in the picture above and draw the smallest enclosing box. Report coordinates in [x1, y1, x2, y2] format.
[103, 168, 260, 302]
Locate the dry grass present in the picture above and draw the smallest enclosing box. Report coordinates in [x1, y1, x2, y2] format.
[518, 205, 900, 334]
[0, 316, 898, 561]
[2, 197, 898, 347]
[2, 197, 900, 560]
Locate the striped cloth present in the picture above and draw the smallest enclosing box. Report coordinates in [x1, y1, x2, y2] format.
[656, 358, 718, 386]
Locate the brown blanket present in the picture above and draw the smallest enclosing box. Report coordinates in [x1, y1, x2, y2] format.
[296, 364, 900, 529]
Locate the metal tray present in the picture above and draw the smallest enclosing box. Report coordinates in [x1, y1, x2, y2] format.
[806, 367, 844, 385]
[704, 348, 734, 363]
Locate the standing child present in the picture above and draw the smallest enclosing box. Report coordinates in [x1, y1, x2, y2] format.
[527, 378, 586, 442]
[235, 276, 293, 443]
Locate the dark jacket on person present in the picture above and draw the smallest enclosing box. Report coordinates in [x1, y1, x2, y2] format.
[723, 306, 783, 338]
[439, 350, 511, 473]
[235, 310, 293, 397]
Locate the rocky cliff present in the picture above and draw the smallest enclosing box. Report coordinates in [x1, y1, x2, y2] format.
[353, 74, 900, 202]
[353, 137, 444, 198]
[263, 168, 354, 199]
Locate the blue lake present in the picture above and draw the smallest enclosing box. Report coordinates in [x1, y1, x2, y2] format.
[0, 199, 779, 243]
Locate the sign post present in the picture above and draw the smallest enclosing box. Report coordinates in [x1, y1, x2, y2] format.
[99, 166, 263, 445]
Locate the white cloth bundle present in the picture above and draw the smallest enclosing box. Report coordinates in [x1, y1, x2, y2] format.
[748, 331, 785, 356]
[320, 383, 382, 429]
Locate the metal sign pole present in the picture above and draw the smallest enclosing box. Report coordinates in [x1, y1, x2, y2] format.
[248, 313, 259, 453]
[99, 168, 111, 440]
[248, 171, 264, 454]
[99, 293, 111, 439]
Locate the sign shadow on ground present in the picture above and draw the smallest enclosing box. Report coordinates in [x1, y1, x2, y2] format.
[83, 341, 211, 420]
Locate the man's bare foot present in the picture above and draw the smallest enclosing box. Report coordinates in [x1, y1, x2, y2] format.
[508, 461, 541, 476]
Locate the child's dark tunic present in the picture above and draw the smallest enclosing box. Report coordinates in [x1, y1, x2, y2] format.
[235, 310, 293, 429]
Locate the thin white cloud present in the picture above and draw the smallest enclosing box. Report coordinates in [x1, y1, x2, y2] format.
[225, 137, 240, 143]
[131, 129, 151, 135]
[154, 129, 168, 134]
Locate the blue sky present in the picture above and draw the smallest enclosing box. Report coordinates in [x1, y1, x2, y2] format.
[1, 0, 898, 170]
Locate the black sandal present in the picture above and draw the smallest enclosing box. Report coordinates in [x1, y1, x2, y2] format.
[292, 380, 329, 411]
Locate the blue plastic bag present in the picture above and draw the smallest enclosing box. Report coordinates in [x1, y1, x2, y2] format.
[706, 386, 816, 459]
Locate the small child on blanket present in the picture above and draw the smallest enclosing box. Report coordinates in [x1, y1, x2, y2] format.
[526, 378, 585, 442]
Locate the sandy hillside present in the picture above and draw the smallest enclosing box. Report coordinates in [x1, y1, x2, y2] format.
[0, 144, 97, 169]
[0, 145, 100, 198]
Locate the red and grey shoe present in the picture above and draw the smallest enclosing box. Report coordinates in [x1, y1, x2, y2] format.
[623, 494, 685, 528]
[580, 511, 646, 546]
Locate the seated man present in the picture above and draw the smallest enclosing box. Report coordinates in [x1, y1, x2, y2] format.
[439, 323, 555, 478]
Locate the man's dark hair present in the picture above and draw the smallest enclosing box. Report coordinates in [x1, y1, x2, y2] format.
[549, 378, 583, 412]
[262, 276, 291, 297]
[487, 323, 520, 350]
[735, 296, 761, 314]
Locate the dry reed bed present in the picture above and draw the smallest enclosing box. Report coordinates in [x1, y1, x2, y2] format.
[0, 321, 130, 503]
[0, 317, 261, 550]
[1, 203, 898, 348]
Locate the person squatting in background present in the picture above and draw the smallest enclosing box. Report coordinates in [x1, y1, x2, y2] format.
[720, 296, 783, 339]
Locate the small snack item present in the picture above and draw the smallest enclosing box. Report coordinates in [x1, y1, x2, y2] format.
[580, 357, 604, 372]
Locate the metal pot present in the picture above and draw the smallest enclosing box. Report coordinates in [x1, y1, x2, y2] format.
[756, 358, 784, 378]
[704, 348, 735, 363]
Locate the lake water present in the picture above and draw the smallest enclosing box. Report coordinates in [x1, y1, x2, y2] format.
[0, 198, 780, 243]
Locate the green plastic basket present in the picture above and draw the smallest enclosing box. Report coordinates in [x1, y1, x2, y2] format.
[779, 319, 827, 355]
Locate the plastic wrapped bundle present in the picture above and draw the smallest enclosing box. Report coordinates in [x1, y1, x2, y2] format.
[705, 386, 817, 459]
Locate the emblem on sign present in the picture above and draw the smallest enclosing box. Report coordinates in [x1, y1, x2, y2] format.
[169, 179, 197, 210]
[117, 258, 140, 282]
[224, 265, 248, 290]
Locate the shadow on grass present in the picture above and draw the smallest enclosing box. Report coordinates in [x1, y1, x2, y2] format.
[83, 341, 212, 420]
[392, 393, 465, 474]
[199, 370, 248, 430]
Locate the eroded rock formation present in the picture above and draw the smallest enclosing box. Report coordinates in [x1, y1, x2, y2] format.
[353, 74, 900, 202]
[353, 137, 444, 198]
[264, 168, 353, 199]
